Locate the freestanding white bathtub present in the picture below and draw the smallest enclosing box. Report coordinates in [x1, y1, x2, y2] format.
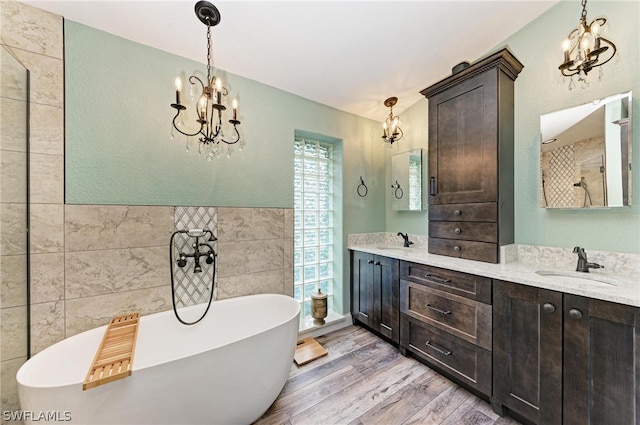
[17, 294, 300, 425]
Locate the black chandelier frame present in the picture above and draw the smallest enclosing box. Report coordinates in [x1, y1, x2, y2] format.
[170, 1, 241, 149]
[558, 0, 617, 78]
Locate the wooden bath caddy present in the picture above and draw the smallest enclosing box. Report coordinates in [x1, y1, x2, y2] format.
[83, 312, 140, 390]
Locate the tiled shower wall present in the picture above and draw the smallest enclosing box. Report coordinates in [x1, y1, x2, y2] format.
[0, 1, 293, 415]
[1, 0, 65, 415]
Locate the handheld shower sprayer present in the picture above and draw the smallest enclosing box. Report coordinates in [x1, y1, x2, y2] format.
[185, 228, 217, 242]
[573, 176, 593, 207]
[169, 228, 218, 325]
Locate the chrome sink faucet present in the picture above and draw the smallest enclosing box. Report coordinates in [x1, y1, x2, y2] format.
[573, 246, 603, 273]
[397, 232, 413, 248]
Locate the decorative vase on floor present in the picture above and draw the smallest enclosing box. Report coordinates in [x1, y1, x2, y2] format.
[311, 288, 328, 325]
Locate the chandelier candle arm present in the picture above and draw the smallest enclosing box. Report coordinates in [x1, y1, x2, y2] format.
[169, 1, 243, 160]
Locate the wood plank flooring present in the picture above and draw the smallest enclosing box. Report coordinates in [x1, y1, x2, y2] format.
[254, 325, 522, 425]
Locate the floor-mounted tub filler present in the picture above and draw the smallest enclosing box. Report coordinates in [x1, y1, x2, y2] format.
[17, 294, 301, 424]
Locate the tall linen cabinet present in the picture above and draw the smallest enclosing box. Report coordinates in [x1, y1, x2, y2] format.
[421, 49, 523, 263]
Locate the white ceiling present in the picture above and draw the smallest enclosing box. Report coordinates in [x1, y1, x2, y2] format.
[23, 0, 558, 122]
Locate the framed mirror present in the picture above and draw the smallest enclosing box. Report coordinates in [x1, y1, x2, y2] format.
[540, 91, 632, 208]
[391, 149, 423, 211]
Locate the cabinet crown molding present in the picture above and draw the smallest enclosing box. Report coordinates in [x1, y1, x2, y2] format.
[420, 48, 524, 99]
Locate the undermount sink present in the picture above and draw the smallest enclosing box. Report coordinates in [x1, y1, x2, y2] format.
[535, 270, 619, 286]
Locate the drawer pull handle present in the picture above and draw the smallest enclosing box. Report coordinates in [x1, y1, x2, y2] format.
[374, 261, 381, 266]
[380, 323, 392, 331]
[423, 273, 452, 284]
[454, 227, 462, 234]
[543, 303, 556, 313]
[425, 340, 452, 356]
[367, 260, 374, 264]
[426, 303, 451, 315]
[453, 245, 462, 253]
[454, 209, 462, 216]
[359, 312, 369, 318]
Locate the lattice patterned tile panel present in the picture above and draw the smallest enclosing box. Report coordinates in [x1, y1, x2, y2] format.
[548, 145, 576, 208]
[172, 207, 218, 307]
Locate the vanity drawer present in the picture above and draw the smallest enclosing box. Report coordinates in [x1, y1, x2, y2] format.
[401, 315, 492, 396]
[428, 238, 498, 263]
[401, 280, 492, 350]
[400, 261, 491, 303]
[429, 221, 497, 243]
[429, 202, 497, 222]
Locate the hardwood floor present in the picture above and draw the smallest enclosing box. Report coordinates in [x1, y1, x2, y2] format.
[254, 325, 522, 425]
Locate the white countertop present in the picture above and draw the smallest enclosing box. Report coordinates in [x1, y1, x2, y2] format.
[349, 244, 640, 308]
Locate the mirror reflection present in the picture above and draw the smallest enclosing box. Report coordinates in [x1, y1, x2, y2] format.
[391, 149, 423, 211]
[540, 91, 632, 208]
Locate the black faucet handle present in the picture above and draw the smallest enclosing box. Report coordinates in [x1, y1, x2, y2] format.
[573, 246, 587, 258]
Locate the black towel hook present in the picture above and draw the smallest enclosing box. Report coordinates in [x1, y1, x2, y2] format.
[357, 176, 368, 197]
[391, 180, 403, 199]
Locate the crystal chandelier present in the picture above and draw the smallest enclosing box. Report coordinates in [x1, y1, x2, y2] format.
[381, 97, 403, 147]
[170, 1, 243, 161]
[558, 0, 617, 90]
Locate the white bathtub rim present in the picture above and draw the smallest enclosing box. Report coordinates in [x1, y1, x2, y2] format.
[17, 293, 300, 389]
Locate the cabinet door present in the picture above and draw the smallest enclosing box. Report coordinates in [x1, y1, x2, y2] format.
[492, 280, 562, 425]
[351, 251, 374, 328]
[428, 70, 498, 205]
[563, 295, 640, 425]
[374, 255, 400, 342]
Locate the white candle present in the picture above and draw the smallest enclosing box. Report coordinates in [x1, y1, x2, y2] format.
[199, 96, 206, 119]
[562, 39, 571, 63]
[174, 77, 182, 104]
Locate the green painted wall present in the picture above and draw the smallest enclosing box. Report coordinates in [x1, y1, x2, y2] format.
[504, 0, 639, 253]
[65, 21, 387, 314]
[65, 0, 639, 293]
[65, 20, 385, 218]
[384, 0, 639, 254]
[384, 98, 429, 235]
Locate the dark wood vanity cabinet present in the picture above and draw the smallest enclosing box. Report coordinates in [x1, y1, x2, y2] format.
[492, 280, 563, 424]
[421, 49, 523, 263]
[493, 280, 640, 425]
[399, 261, 492, 396]
[351, 251, 400, 343]
[562, 294, 640, 425]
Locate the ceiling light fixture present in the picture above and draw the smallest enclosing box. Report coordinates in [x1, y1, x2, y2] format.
[381, 97, 403, 147]
[559, 0, 617, 90]
[170, 1, 243, 161]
